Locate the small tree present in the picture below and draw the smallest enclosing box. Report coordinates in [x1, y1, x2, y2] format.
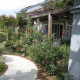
[0, 15, 8, 28]
[8, 16, 18, 27]
[0, 15, 18, 41]
[0, 15, 17, 27]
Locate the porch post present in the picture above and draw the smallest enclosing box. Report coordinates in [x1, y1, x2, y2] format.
[48, 13, 52, 37]
[65, 0, 80, 80]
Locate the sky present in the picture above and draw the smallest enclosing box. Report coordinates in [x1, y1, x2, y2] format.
[0, 0, 45, 17]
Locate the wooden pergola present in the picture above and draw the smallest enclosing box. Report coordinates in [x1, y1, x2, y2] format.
[21, 6, 72, 37]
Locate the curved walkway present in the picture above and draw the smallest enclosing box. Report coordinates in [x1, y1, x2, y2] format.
[0, 55, 38, 80]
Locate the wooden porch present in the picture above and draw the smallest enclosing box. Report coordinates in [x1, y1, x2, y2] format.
[21, 6, 73, 40]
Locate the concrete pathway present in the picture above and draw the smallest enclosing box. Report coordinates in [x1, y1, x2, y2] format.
[0, 55, 38, 80]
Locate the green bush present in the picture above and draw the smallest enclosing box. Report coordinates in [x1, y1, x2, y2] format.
[0, 62, 6, 73]
[0, 48, 3, 56]
[10, 33, 18, 42]
[33, 30, 43, 42]
[5, 40, 16, 52]
[27, 39, 70, 80]
[0, 57, 6, 73]
[0, 33, 6, 42]
[8, 26, 14, 40]
[0, 25, 4, 29]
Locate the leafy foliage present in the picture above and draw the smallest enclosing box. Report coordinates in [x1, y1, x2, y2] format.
[0, 57, 6, 73]
[0, 15, 17, 27]
[8, 26, 14, 38]
[16, 12, 27, 27]
[27, 38, 70, 80]
[0, 33, 6, 42]
[53, 0, 74, 8]
[0, 13, 70, 80]
[0, 48, 3, 56]
[7, 16, 18, 27]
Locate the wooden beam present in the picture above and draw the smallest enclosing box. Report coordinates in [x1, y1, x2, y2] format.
[48, 13, 52, 36]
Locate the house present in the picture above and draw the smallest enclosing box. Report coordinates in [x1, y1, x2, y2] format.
[20, 0, 73, 41]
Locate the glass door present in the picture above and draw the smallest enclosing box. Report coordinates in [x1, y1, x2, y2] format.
[52, 23, 64, 40]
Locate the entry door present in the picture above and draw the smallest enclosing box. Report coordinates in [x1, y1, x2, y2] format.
[52, 24, 64, 39]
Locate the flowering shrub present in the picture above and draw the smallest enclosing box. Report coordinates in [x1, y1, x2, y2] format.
[18, 17, 34, 55]
[27, 37, 70, 80]
[18, 33, 20, 35]
[26, 29, 28, 32]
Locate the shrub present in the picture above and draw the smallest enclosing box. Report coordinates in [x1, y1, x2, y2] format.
[0, 48, 3, 56]
[0, 33, 6, 42]
[27, 39, 70, 80]
[33, 30, 43, 42]
[10, 33, 18, 42]
[0, 57, 6, 73]
[15, 40, 23, 48]
[5, 40, 16, 52]
[7, 26, 14, 40]
[0, 62, 6, 73]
